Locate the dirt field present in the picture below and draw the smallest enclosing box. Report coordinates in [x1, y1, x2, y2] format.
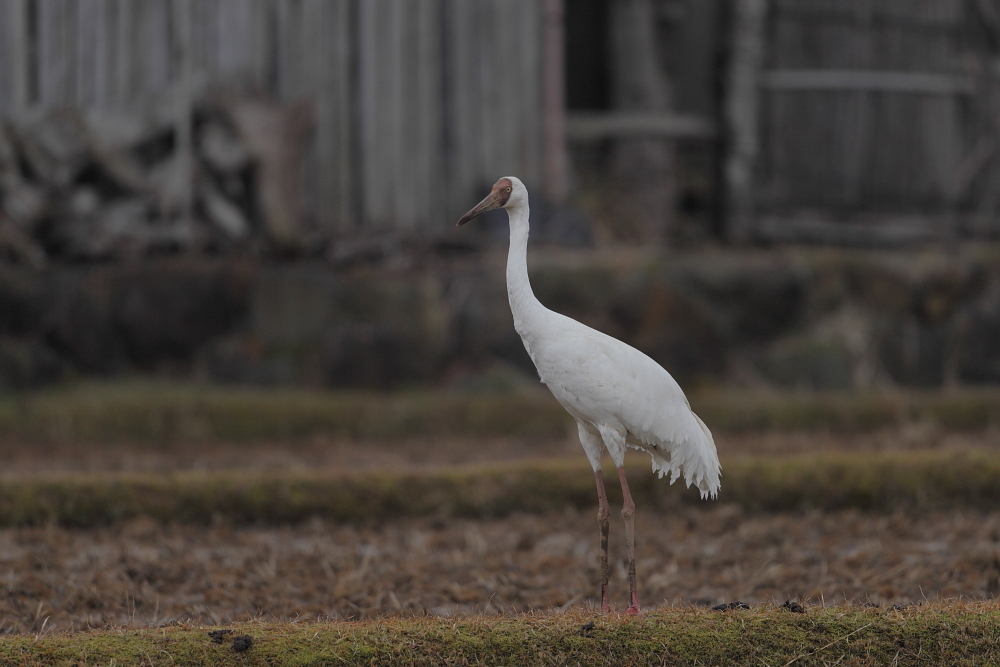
[3, 388, 1000, 641]
[3, 505, 999, 634]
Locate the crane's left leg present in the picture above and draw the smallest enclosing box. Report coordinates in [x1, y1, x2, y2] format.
[617, 465, 640, 614]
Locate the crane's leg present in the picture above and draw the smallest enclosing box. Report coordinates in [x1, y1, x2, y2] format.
[616, 465, 640, 615]
[597, 424, 641, 615]
[578, 423, 611, 612]
[594, 469, 612, 611]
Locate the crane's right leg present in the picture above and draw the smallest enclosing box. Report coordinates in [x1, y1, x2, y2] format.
[598, 424, 640, 615]
[578, 423, 611, 612]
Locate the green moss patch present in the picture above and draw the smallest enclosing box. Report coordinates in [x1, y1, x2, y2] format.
[3, 605, 1000, 666]
[2, 450, 1000, 528]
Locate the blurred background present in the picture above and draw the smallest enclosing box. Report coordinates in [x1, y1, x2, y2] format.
[0, 0, 997, 392]
[3, 0, 1000, 631]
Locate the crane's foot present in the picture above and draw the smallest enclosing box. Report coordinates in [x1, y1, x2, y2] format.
[624, 590, 641, 615]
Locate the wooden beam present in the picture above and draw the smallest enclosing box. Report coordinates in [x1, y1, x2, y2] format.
[774, 0, 963, 26]
[761, 70, 975, 96]
[565, 112, 715, 140]
[753, 215, 947, 246]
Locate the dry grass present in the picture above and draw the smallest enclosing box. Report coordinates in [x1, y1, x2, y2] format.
[1, 382, 1000, 445]
[3, 384, 1000, 663]
[2, 451, 1000, 528]
[3, 604, 1000, 666]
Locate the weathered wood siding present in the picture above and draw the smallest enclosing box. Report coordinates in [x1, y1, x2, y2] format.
[726, 0, 990, 243]
[0, 0, 544, 235]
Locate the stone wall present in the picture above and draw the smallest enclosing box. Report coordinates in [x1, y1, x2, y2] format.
[2, 245, 1000, 391]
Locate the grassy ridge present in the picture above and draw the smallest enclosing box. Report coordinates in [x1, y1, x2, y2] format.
[0, 383, 572, 444]
[1, 382, 1000, 444]
[3, 450, 1000, 528]
[4, 605, 1000, 666]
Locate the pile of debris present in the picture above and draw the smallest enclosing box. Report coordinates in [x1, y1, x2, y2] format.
[0, 95, 312, 267]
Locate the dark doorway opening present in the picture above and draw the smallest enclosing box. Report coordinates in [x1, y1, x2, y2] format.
[565, 0, 611, 111]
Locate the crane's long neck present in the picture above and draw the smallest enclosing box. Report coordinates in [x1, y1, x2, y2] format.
[505, 202, 545, 336]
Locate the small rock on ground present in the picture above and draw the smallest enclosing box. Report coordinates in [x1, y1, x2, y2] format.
[712, 601, 751, 611]
[207, 629, 233, 644]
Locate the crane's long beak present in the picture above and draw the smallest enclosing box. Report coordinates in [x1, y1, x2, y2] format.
[456, 190, 503, 226]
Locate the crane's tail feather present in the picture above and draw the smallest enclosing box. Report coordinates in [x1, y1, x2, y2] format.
[641, 410, 721, 500]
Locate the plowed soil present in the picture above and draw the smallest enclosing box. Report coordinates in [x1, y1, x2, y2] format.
[3, 505, 999, 634]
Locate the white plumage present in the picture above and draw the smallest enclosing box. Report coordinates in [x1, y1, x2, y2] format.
[520, 310, 720, 498]
[457, 176, 720, 614]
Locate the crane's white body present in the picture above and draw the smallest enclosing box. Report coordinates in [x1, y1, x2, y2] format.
[501, 177, 720, 499]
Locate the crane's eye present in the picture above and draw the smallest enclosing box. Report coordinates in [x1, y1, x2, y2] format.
[506, 187, 511, 192]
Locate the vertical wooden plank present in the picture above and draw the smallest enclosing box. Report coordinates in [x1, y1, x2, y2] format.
[517, 0, 543, 187]
[298, 0, 354, 232]
[440, 0, 455, 218]
[541, 0, 567, 203]
[63, 0, 78, 104]
[38, 0, 66, 105]
[839, 0, 874, 208]
[1, 0, 31, 114]
[479, 1, 499, 183]
[275, 0, 305, 99]
[299, 0, 322, 229]
[140, 0, 171, 94]
[115, 0, 134, 108]
[724, 0, 768, 241]
[335, 0, 357, 232]
[75, 0, 100, 107]
[393, 0, 414, 228]
[94, 0, 116, 110]
[356, 0, 377, 227]
[386, 0, 404, 228]
[399, 0, 419, 229]
[358, 0, 401, 229]
[367, 0, 443, 232]
[919, 0, 962, 232]
[171, 0, 194, 223]
[0, 0, 12, 114]
[413, 0, 443, 229]
[15, 0, 31, 111]
[443, 0, 484, 220]
[216, 0, 255, 77]
[498, 0, 520, 178]
[250, 0, 273, 92]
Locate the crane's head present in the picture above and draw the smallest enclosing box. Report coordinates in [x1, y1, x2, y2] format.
[456, 176, 527, 226]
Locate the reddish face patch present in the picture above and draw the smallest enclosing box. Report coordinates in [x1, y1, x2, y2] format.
[493, 178, 513, 207]
[456, 178, 514, 226]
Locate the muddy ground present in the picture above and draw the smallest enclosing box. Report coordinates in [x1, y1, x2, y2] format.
[2, 506, 999, 634]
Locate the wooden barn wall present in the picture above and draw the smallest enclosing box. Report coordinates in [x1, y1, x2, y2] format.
[725, 0, 1000, 243]
[0, 0, 544, 236]
[762, 0, 965, 213]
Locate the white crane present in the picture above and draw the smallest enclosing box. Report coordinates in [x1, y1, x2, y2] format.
[457, 177, 720, 615]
